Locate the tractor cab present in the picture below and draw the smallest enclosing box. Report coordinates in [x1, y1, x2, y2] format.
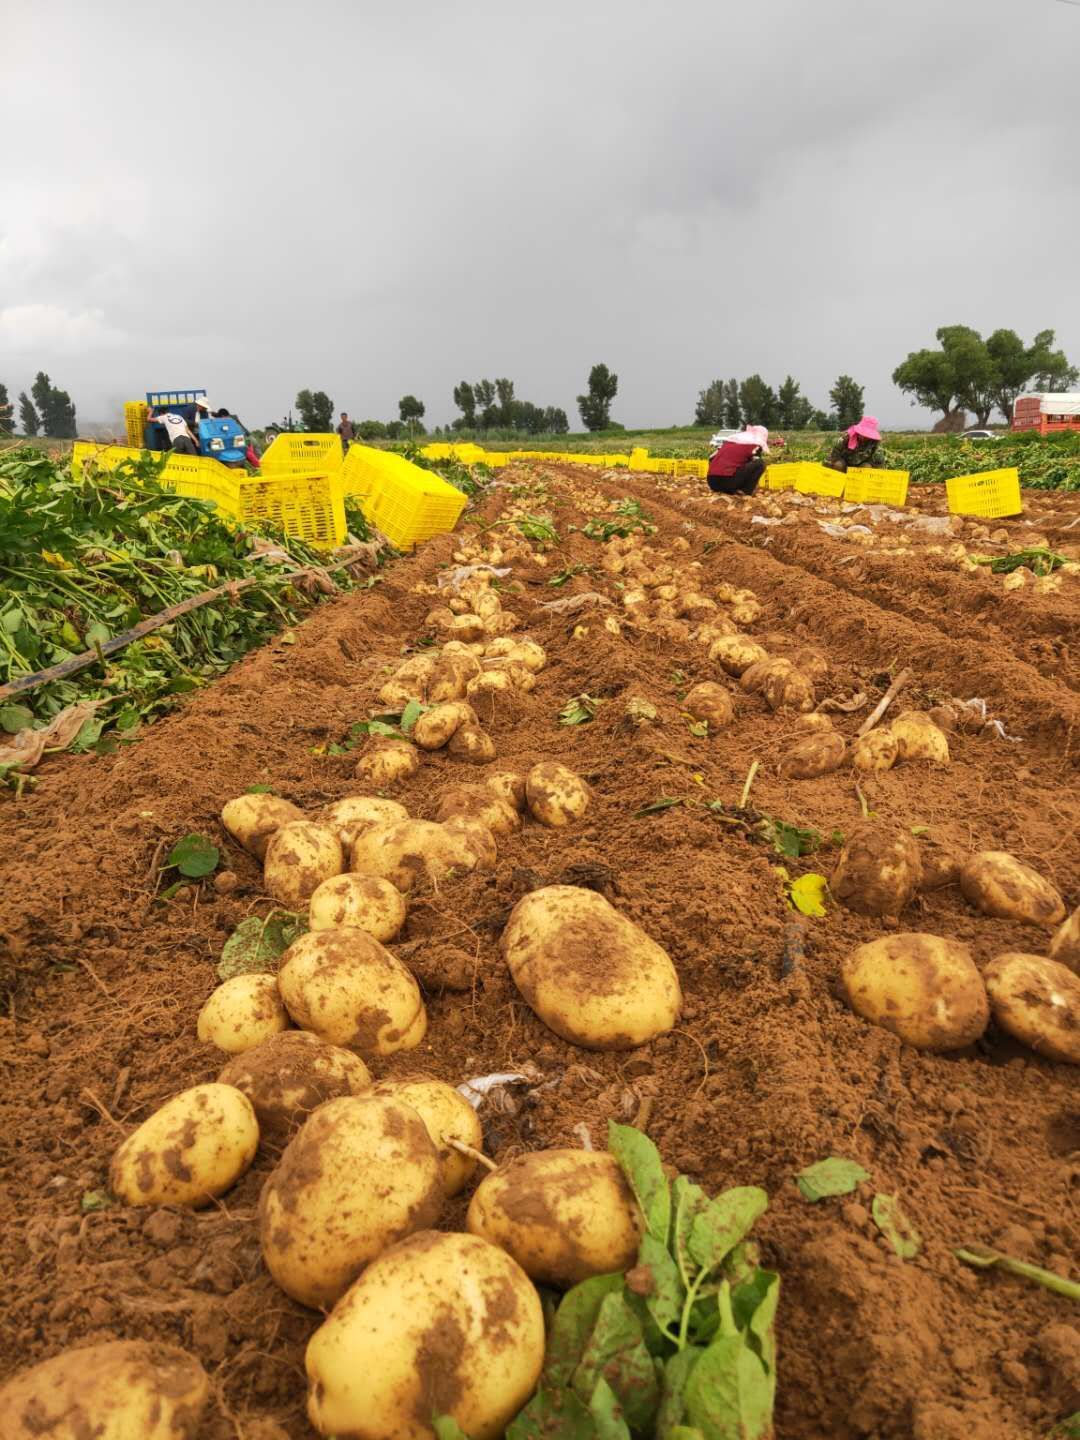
[140, 388, 248, 466]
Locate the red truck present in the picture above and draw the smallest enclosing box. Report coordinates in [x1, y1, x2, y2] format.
[1011, 393, 1080, 434]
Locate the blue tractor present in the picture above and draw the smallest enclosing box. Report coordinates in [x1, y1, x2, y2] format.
[140, 388, 249, 467]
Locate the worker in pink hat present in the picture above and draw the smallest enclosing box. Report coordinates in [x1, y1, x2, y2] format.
[826, 415, 883, 473]
[706, 424, 770, 496]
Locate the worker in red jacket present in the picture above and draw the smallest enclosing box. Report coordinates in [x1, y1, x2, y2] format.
[706, 425, 769, 495]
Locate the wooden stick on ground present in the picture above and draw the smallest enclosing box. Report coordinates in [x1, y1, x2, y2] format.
[856, 667, 913, 738]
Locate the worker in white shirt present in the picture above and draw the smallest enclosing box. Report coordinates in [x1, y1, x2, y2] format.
[154, 411, 198, 455]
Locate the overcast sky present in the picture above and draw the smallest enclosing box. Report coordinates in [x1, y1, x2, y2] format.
[3, 0, 1078, 432]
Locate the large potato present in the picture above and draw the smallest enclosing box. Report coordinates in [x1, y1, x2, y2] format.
[831, 823, 923, 916]
[526, 762, 591, 827]
[917, 840, 965, 892]
[260, 1096, 444, 1308]
[309, 873, 407, 941]
[503, 885, 681, 1049]
[264, 821, 344, 907]
[851, 729, 899, 774]
[984, 953, 1080, 1064]
[435, 783, 520, 836]
[841, 933, 989, 1051]
[683, 681, 734, 731]
[781, 730, 846, 779]
[467, 668, 513, 698]
[414, 700, 477, 750]
[0, 1340, 209, 1440]
[505, 638, 547, 673]
[218, 1030, 372, 1143]
[372, 1078, 485, 1196]
[110, 1083, 258, 1207]
[351, 818, 496, 893]
[467, 1149, 640, 1287]
[487, 770, 527, 811]
[277, 928, 426, 1055]
[1049, 906, 1080, 975]
[196, 973, 290, 1054]
[763, 662, 815, 713]
[355, 740, 420, 786]
[960, 851, 1066, 926]
[378, 655, 436, 708]
[709, 636, 769, 676]
[448, 722, 497, 764]
[890, 711, 950, 765]
[319, 796, 409, 848]
[221, 794, 304, 861]
[443, 815, 499, 870]
[305, 1231, 543, 1440]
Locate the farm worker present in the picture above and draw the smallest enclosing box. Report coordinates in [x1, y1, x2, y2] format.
[154, 411, 198, 455]
[706, 425, 769, 496]
[826, 415, 882, 472]
[337, 412, 354, 448]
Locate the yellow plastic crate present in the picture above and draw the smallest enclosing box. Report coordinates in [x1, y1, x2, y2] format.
[341, 443, 383, 499]
[766, 462, 808, 491]
[124, 401, 148, 448]
[607, 453, 630, 467]
[674, 458, 708, 478]
[261, 432, 343, 474]
[795, 464, 846, 498]
[843, 468, 910, 507]
[482, 452, 510, 467]
[362, 466, 467, 551]
[235, 471, 346, 548]
[945, 467, 1022, 518]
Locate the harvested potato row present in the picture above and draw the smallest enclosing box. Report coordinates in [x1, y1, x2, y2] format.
[196, 973, 290, 1054]
[110, 1083, 259, 1208]
[351, 817, 498, 893]
[218, 1030, 372, 1144]
[841, 933, 988, 1052]
[277, 927, 426, 1055]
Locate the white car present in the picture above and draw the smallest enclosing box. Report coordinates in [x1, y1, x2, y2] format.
[964, 429, 1000, 440]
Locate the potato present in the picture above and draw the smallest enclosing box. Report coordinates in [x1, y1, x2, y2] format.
[794, 712, 834, 733]
[781, 729, 846, 779]
[220, 793, 304, 862]
[763, 663, 815, 713]
[355, 740, 420, 786]
[917, 840, 965, 892]
[278, 928, 426, 1055]
[264, 821, 344, 906]
[443, 815, 499, 870]
[424, 606, 457, 634]
[319, 796, 409, 850]
[197, 973, 290, 1054]
[426, 651, 480, 703]
[466, 1149, 640, 1287]
[960, 851, 1066, 926]
[1049, 906, 1080, 975]
[110, 1083, 258, 1207]
[739, 658, 774, 693]
[372, 1078, 485, 1195]
[218, 1030, 372, 1143]
[791, 647, 829, 685]
[683, 681, 734, 731]
[472, 589, 502, 619]
[486, 770, 527, 811]
[467, 668, 513, 697]
[448, 722, 497, 763]
[831, 823, 923, 916]
[852, 729, 899, 774]
[693, 618, 739, 645]
[351, 817, 495, 893]
[435, 783, 520, 836]
[484, 636, 517, 657]
[449, 614, 486, 643]
[841, 933, 989, 1051]
[526, 762, 591, 827]
[260, 1096, 444, 1308]
[414, 700, 477, 750]
[309, 873, 407, 941]
[503, 885, 681, 1049]
[890, 711, 950, 765]
[730, 598, 761, 625]
[709, 636, 769, 676]
[484, 610, 521, 637]
[0, 1340, 210, 1440]
[304, 1232, 544, 1440]
[676, 592, 718, 620]
[984, 953, 1080, 1064]
[378, 655, 436, 708]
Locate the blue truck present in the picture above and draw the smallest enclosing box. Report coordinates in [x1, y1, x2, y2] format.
[138, 388, 249, 467]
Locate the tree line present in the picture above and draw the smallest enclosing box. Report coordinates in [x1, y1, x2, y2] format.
[0, 372, 78, 438]
[893, 326, 1077, 426]
[694, 374, 864, 431]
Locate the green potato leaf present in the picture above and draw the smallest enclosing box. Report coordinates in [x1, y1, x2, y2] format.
[608, 1121, 671, 1244]
[656, 1347, 702, 1437]
[0, 704, 35, 734]
[544, 1273, 625, 1389]
[788, 873, 828, 918]
[571, 1292, 659, 1434]
[634, 1232, 686, 1336]
[796, 1157, 870, 1203]
[684, 1333, 774, 1440]
[672, 1174, 712, 1277]
[872, 1194, 921, 1259]
[589, 1378, 632, 1440]
[688, 1188, 769, 1273]
[432, 1418, 472, 1440]
[216, 912, 307, 980]
[399, 699, 425, 734]
[507, 1386, 597, 1440]
[167, 832, 220, 878]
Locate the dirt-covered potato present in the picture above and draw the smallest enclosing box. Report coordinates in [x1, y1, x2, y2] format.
[424, 606, 457, 634]
[355, 740, 420, 786]
[260, 1095, 444, 1308]
[351, 818, 496, 893]
[218, 1030, 371, 1143]
[110, 1083, 258, 1207]
[466, 1149, 641, 1287]
[794, 712, 834, 733]
[890, 711, 951, 765]
[448, 723, 497, 764]
[730, 596, 762, 625]
[426, 651, 481, 703]
[683, 681, 734, 731]
[486, 770, 527, 811]
[196, 973, 290, 1054]
[305, 1231, 544, 1440]
[443, 815, 499, 870]
[448, 614, 486, 643]
[221, 793, 304, 862]
[309, 873, 407, 941]
[320, 796, 409, 848]
[984, 953, 1080, 1064]
[435, 784, 520, 837]
[960, 851, 1066, 926]
[916, 840, 965, 892]
[739, 658, 774, 693]
[505, 638, 547, 673]
[0, 1340, 210, 1440]
[526, 762, 591, 827]
[467, 668, 514, 697]
[709, 636, 769, 676]
[278, 928, 426, 1055]
[791, 647, 829, 685]
[264, 821, 344, 906]
[372, 1078, 485, 1196]
[693, 618, 740, 645]
[503, 885, 681, 1049]
[1049, 906, 1080, 975]
[852, 729, 899, 774]
[831, 823, 923, 916]
[763, 662, 815, 713]
[378, 655, 436, 708]
[781, 730, 846, 779]
[413, 700, 477, 750]
[841, 933, 989, 1051]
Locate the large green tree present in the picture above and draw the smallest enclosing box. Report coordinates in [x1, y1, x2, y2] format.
[543, 406, 569, 435]
[0, 383, 12, 434]
[723, 378, 741, 429]
[295, 388, 334, 431]
[452, 381, 476, 427]
[30, 371, 77, 438]
[737, 375, 777, 427]
[776, 376, 814, 429]
[1029, 328, 1079, 393]
[577, 363, 618, 431]
[895, 325, 1077, 425]
[398, 395, 425, 434]
[694, 379, 725, 427]
[494, 378, 515, 428]
[18, 393, 40, 436]
[828, 374, 865, 429]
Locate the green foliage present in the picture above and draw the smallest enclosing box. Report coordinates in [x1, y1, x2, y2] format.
[356, 419, 387, 440]
[776, 376, 815, 430]
[559, 694, 602, 725]
[399, 394, 426, 432]
[18, 392, 40, 437]
[0, 382, 13, 435]
[217, 911, 307, 980]
[894, 326, 1077, 424]
[829, 375, 865, 429]
[694, 380, 725, 428]
[796, 1157, 870, 1202]
[871, 1195, 921, 1259]
[295, 388, 334, 431]
[723, 378, 741, 429]
[578, 363, 619, 432]
[167, 833, 219, 878]
[30, 371, 77, 438]
[737, 375, 776, 427]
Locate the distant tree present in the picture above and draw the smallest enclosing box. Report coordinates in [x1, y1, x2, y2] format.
[385, 420, 405, 439]
[30, 371, 78, 438]
[737, 375, 777, 427]
[694, 379, 725, 428]
[722, 378, 741, 429]
[892, 326, 1040, 426]
[399, 395, 425, 434]
[356, 419, 387, 440]
[1029, 328, 1078, 393]
[295, 389, 334, 431]
[776, 376, 815, 429]
[543, 406, 569, 435]
[0, 383, 12, 434]
[494, 379, 516, 428]
[811, 408, 838, 430]
[577, 363, 618, 432]
[453, 381, 477, 427]
[471, 379, 497, 430]
[828, 374, 865, 429]
[19, 393, 40, 436]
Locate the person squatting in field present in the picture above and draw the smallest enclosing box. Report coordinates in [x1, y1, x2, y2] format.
[825, 414, 882, 472]
[706, 425, 770, 495]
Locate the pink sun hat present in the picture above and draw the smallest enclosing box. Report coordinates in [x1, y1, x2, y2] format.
[847, 415, 881, 448]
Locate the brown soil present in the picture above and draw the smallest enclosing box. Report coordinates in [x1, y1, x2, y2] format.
[1, 467, 1078, 1439]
